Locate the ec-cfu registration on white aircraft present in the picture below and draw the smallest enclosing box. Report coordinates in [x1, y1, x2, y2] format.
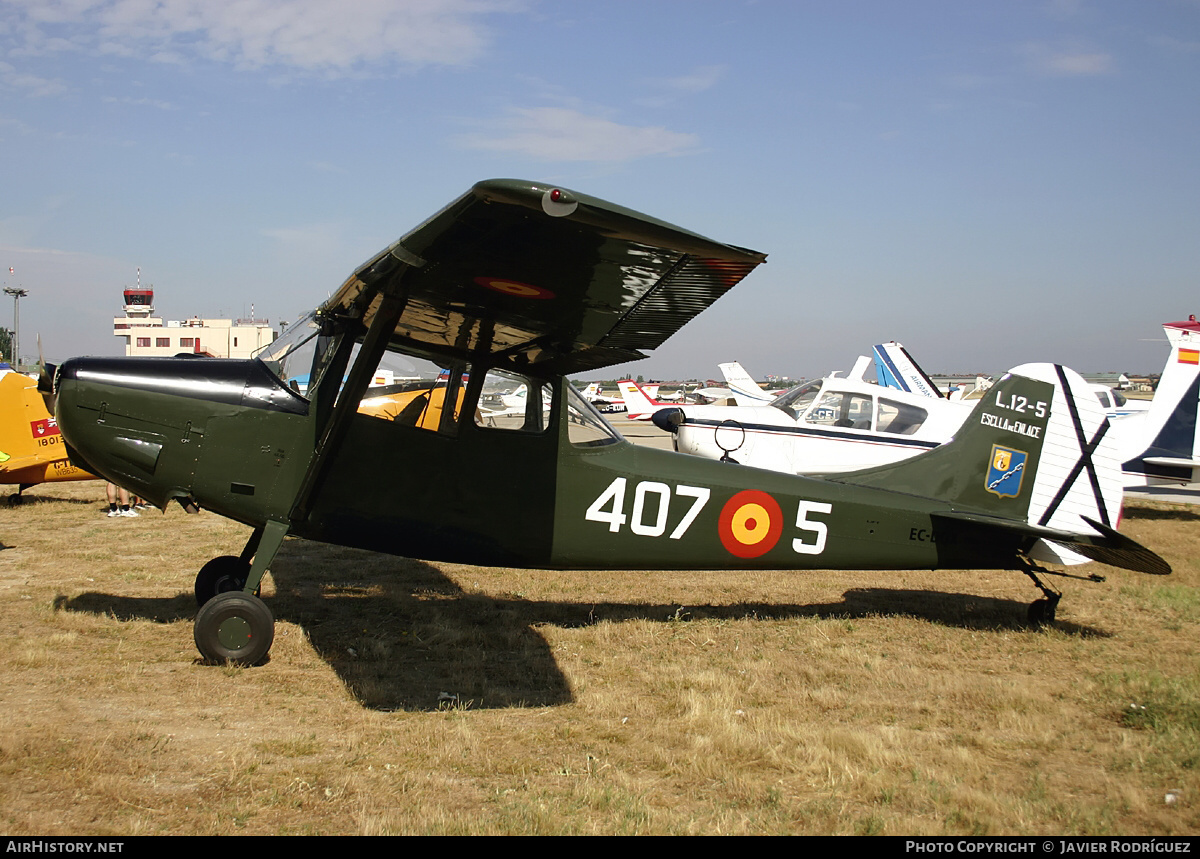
[653, 317, 1200, 489]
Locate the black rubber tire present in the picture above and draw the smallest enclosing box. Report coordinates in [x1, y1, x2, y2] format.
[194, 555, 252, 606]
[1027, 598, 1057, 628]
[194, 591, 274, 666]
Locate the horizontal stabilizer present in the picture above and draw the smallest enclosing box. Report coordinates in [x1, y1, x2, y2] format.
[838, 363, 1171, 575]
[931, 511, 1171, 576]
[0, 453, 50, 473]
[1068, 517, 1173, 576]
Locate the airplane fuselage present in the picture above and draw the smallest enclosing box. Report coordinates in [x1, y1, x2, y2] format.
[56, 355, 1035, 574]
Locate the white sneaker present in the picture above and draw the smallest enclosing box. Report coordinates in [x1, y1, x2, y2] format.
[119, 508, 139, 517]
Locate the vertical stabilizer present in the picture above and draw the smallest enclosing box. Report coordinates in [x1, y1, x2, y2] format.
[615, 380, 659, 421]
[836, 362, 1122, 536]
[872, 341, 945, 399]
[1121, 317, 1200, 484]
[717, 361, 774, 407]
[0, 373, 43, 465]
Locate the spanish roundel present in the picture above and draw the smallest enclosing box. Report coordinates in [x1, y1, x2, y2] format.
[474, 276, 555, 300]
[718, 490, 783, 559]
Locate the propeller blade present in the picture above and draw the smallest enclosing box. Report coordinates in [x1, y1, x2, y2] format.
[35, 335, 56, 414]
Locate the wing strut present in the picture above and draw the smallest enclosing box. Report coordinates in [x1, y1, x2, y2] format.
[290, 292, 407, 523]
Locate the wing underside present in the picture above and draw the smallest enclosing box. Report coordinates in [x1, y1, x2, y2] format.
[322, 180, 767, 376]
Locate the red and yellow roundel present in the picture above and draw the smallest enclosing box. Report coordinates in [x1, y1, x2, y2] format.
[718, 490, 783, 558]
[474, 277, 555, 300]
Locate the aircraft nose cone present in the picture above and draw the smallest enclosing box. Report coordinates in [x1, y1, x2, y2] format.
[652, 407, 685, 433]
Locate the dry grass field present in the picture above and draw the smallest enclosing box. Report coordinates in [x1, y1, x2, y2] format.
[0, 479, 1197, 835]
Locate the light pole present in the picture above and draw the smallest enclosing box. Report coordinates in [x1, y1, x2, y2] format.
[4, 286, 28, 370]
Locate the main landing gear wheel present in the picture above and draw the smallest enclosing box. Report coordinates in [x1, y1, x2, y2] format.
[194, 555, 253, 606]
[194, 591, 275, 666]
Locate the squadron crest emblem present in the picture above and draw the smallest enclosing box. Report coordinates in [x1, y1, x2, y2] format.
[985, 444, 1027, 498]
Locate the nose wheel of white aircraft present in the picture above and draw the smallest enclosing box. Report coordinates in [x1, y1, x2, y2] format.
[194, 555, 254, 606]
[194, 591, 275, 665]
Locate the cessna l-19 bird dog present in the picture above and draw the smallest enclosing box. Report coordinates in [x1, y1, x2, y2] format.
[51, 179, 1168, 666]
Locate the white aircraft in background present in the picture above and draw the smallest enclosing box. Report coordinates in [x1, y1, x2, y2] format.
[617, 379, 733, 418]
[617, 380, 677, 420]
[579, 382, 626, 413]
[1118, 316, 1200, 487]
[871, 341, 947, 399]
[655, 318, 1200, 489]
[872, 340, 1147, 416]
[654, 356, 975, 472]
[718, 361, 789, 406]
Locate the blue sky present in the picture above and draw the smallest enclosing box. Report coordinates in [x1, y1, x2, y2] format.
[2, 0, 1197, 380]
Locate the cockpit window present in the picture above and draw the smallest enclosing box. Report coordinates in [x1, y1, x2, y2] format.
[804, 391, 873, 429]
[257, 311, 320, 396]
[566, 385, 623, 448]
[358, 356, 469, 434]
[877, 398, 927, 435]
[475, 369, 551, 433]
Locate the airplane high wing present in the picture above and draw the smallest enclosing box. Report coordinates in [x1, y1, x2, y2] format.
[51, 179, 1169, 668]
[317, 180, 765, 377]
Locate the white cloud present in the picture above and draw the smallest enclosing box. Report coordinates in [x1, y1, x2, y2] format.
[455, 106, 700, 162]
[658, 64, 726, 94]
[1021, 42, 1114, 76]
[0, 60, 68, 96]
[101, 94, 175, 110]
[260, 222, 347, 265]
[3, 0, 521, 73]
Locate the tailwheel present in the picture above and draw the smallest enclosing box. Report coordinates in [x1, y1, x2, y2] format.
[1019, 556, 1062, 629]
[194, 591, 274, 666]
[1027, 596, 1059, 628]
[194, 555, 254, 606]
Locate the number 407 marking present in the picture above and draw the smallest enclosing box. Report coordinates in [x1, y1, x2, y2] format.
[584, 478, 709, 540]
[585, 478, 834, 556]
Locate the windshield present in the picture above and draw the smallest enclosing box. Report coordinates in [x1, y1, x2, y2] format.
[566, 384, 623, 447]
[257, 311, 321, 393]
[769, 380, 822, 419]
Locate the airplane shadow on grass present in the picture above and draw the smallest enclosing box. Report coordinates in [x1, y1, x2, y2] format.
[55, 537, 1112, 712]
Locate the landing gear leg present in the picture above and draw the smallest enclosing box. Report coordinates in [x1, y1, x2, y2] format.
[1020, 558, 1062, 629]
[193, 520, 289, 664]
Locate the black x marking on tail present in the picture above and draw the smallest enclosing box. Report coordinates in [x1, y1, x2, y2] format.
[1038, 364, 1112, 528]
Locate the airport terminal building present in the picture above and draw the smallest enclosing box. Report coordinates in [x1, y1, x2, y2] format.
[113, 285, 275, 359]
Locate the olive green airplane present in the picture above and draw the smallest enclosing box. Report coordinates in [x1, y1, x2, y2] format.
[50, 179, 1169, 666]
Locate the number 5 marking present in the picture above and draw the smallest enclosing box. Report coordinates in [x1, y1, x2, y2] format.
[793, 500, 832, 555]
